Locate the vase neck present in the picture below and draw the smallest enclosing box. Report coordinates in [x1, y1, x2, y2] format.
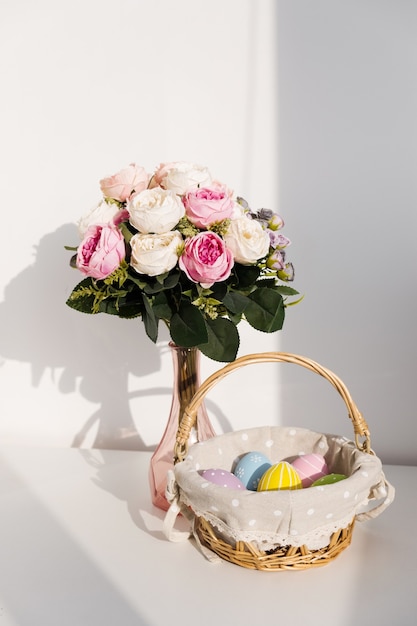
[169, 343, 202, 418]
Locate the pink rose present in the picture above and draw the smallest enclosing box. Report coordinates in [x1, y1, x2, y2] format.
[99, 163, 148, 202]
[179, 231, 234, 288]
[183, 183, 235, 229]
[112, 208, 130, 228]
[76, 224, 125, 280]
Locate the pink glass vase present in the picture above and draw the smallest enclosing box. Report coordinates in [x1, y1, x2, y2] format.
[148, 341, 216, 511]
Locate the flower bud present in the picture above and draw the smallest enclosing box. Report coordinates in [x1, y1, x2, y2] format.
[268, 231, 291, 250]
[268, 213, 284, 231]
[266, 250, 285, 271]
[277, 262, 295, 282]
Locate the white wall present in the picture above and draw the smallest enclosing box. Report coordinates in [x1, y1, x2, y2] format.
[277, 0, 417, 465]
[0, 0, 281, 450]
[0, 0, 415, 465]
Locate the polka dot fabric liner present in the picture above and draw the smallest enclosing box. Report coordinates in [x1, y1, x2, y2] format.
[169, 425, 390, 551]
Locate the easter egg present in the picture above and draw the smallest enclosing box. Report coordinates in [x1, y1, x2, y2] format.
[233, 451, 272, 491]
[291, 453, 329, 488]
[311, 473, 347, 487]
[200, 468, 246, 490]
[257, 461, 303, 491]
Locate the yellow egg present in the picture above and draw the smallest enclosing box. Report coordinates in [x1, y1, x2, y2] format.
[257, 461, 303, 491]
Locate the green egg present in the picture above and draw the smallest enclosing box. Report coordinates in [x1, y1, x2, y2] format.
[311, 473, 347, 487]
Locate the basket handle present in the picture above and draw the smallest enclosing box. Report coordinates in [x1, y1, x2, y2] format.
[174, 351, 371, 463]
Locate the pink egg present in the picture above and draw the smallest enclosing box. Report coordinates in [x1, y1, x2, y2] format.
[291, 454, 329, 487]
[200, 468, 246, 490]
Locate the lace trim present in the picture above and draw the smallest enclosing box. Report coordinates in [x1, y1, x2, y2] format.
[179, 492, 354, 551]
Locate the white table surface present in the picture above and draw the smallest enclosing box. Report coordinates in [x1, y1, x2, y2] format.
[0, 446, 415, 626]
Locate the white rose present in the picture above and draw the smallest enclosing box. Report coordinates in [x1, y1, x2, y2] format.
[77, 199, 120, 239]
[130, 231, 183, 276]
[224, 217, 270, 265]
[128, 188, 185, 234]
[153, 161, 212, 195]
[230, 201, 247, 220]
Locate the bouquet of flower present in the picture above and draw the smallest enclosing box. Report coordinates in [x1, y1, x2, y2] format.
[66, 161, 300, 362]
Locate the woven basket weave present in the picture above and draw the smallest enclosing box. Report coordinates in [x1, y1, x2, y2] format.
[164, 352, 394, 571]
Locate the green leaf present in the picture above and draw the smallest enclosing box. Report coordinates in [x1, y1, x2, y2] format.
[155, 271, 169, 285]
[286, 294, 305, 307]
[138, 270, 181, 295]
[232, 264, 260, 288]
[114, 300, 143, 318]
[66, 278, 98, 314]
[245, 287, 285, 332]
[98, 299, 123, 315]
[198, 317, 239, 362]
[170, 301, 208, 347]
[208, 281, 228, 301]
[223, 291, 250, 315]
[110, 288, 144, 318]
[256, 277, 276, 288]
[274, 285, 300, 297]
[141, 294, 159, 342]
[152, 292, 173, 320]
[119, 221, 136, 243]
[162, 270, 180, 290]
[143, 280, 166, 295]
[228, 311, 243, 325]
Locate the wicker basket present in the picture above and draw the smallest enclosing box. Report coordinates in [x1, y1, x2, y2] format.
[164, 352, 394, 571]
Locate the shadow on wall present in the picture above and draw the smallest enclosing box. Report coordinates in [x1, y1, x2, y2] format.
[0, 224, 166, 451]
[0, 224, 232, 451]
